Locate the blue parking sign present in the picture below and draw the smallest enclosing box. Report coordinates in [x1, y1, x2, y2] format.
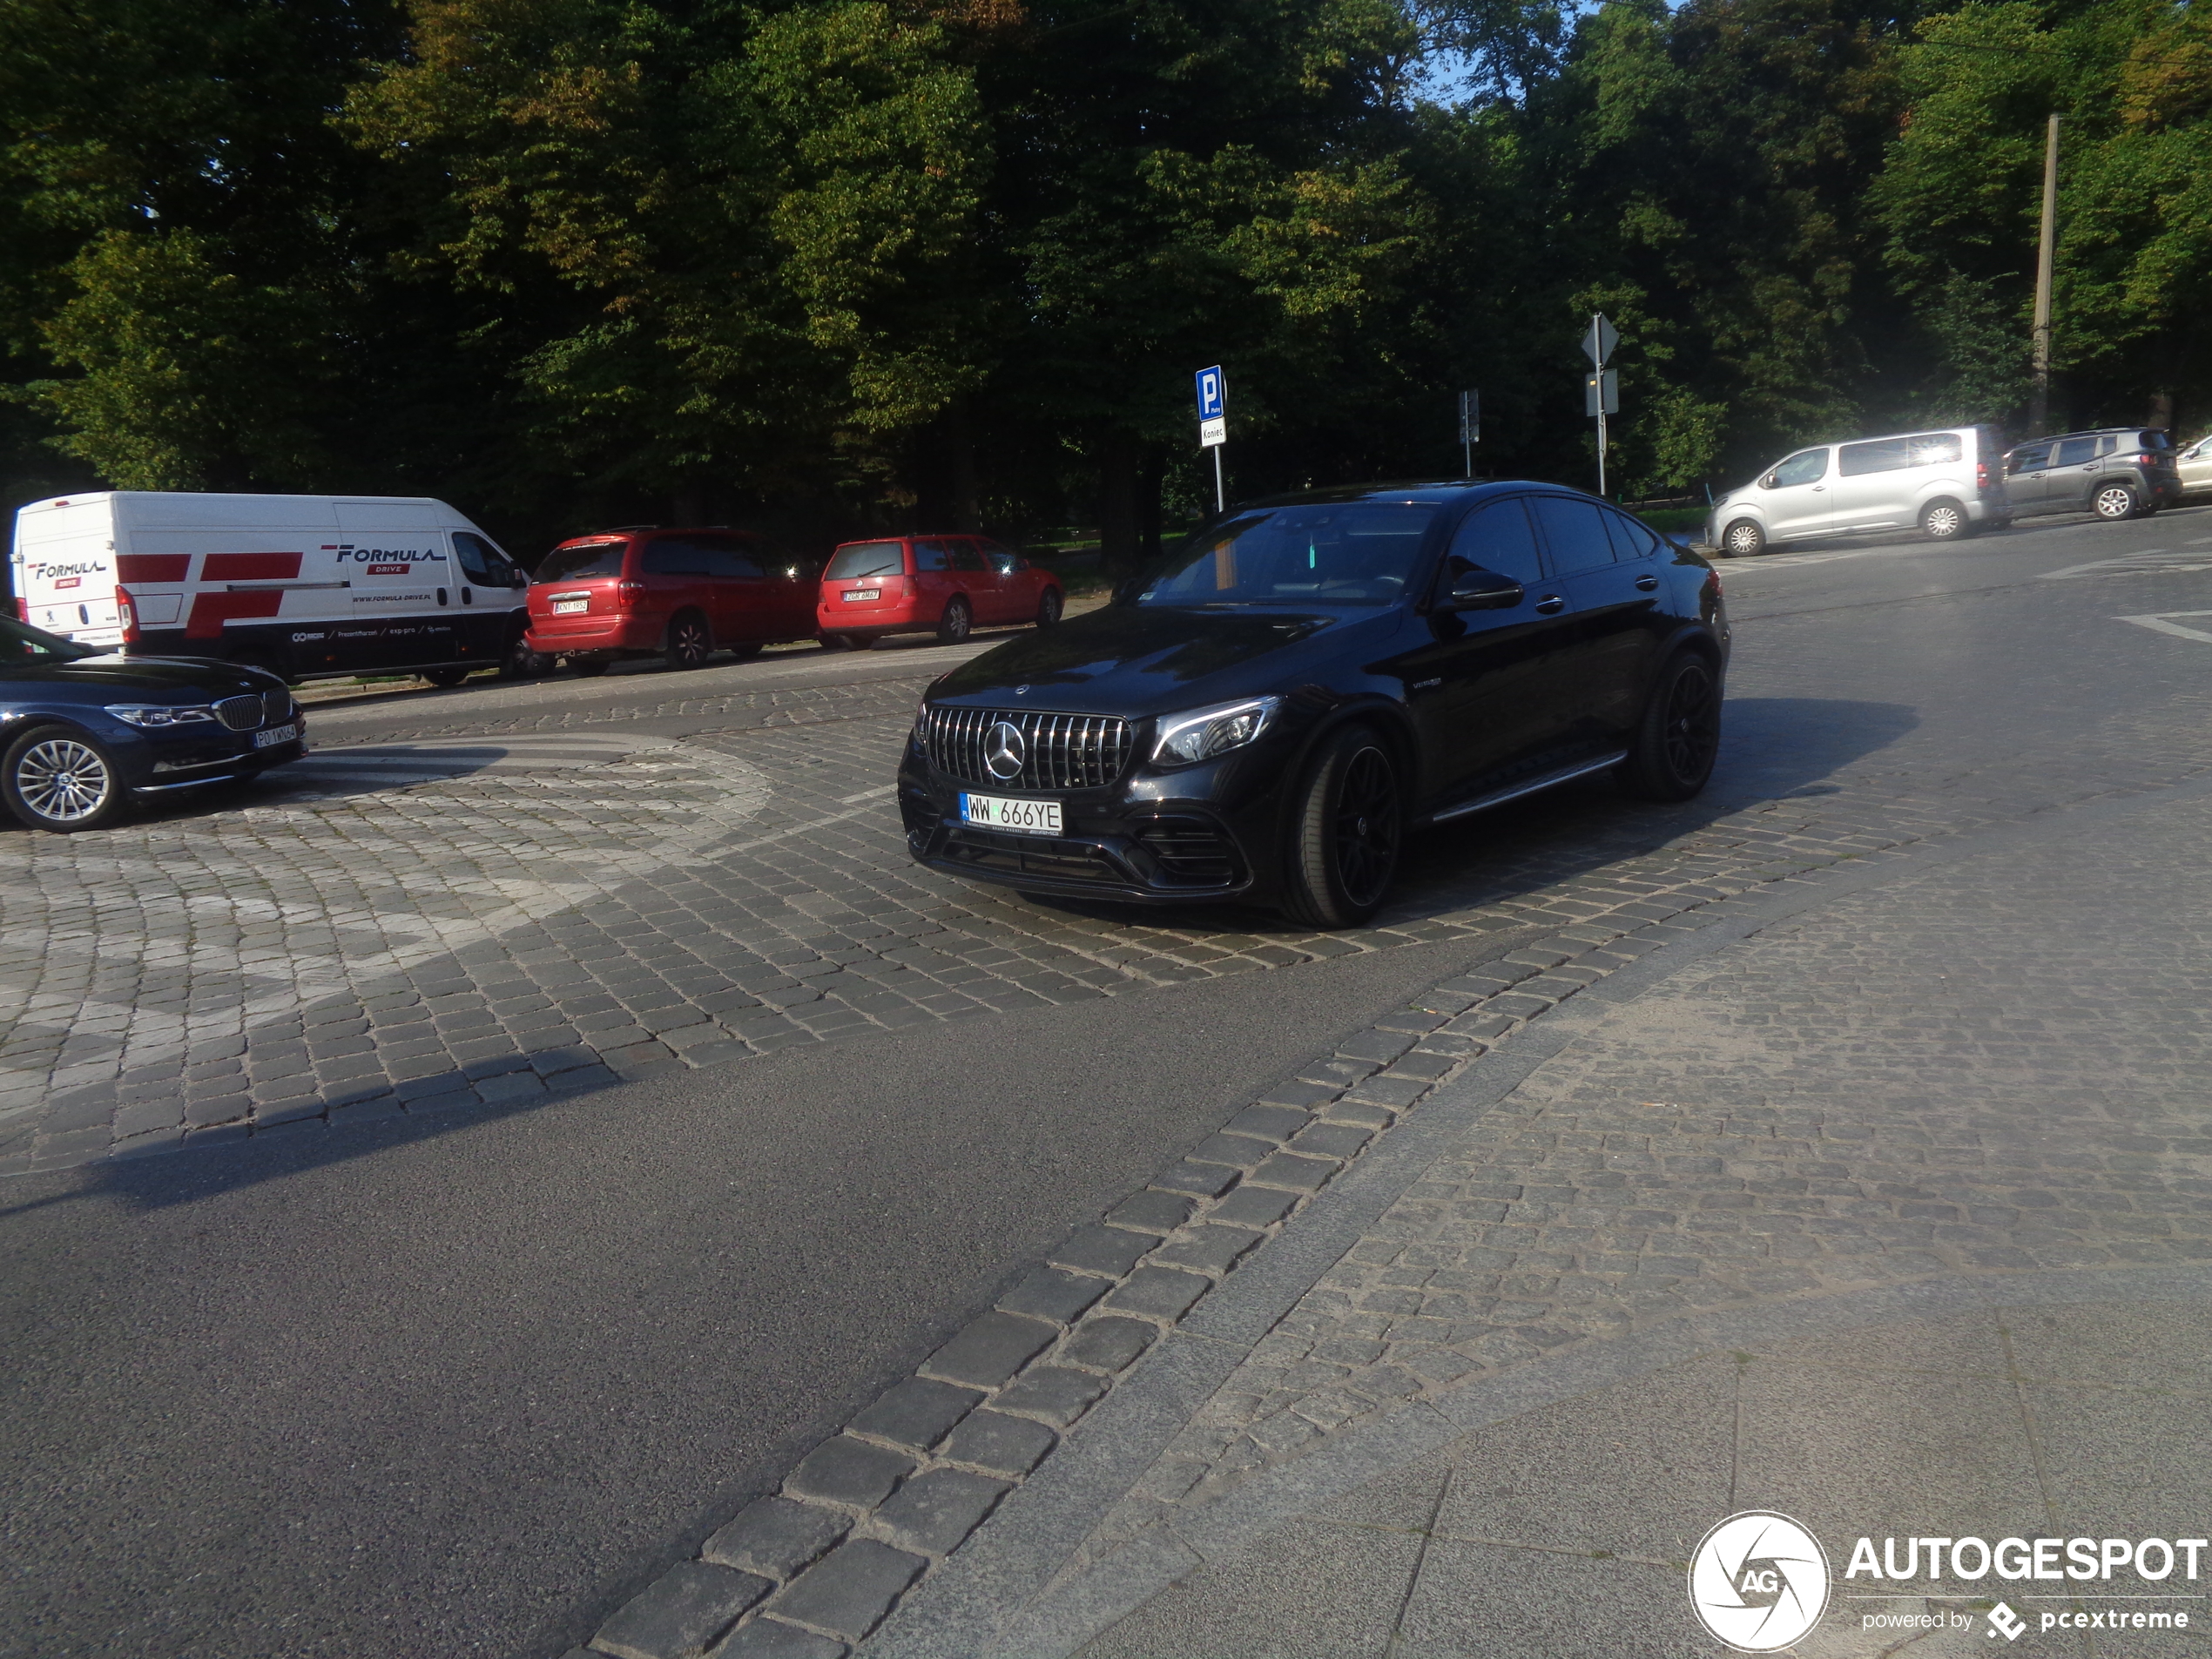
[1194, 366, 1225, 421]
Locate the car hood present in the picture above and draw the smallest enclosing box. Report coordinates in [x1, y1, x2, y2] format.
[932, 604, 1392, 718]
[16, 654, 282, 699]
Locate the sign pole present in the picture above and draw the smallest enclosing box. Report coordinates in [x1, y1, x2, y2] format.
[1457, 390, 1480, 478]
[1195, 364, 1228, 515]
[1212, 447, 1224, 514]
[1581, 314, 1619, 498]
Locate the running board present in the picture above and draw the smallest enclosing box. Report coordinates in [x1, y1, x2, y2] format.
[1426, 751, 1629, 825]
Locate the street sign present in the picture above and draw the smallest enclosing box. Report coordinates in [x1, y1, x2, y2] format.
[1195, 366, 1225, 421]
[1584, 370, 1619, 416]
[1457, 390, 1480, 445]
[1582, 314, 1618, 367]
[1199, 416, 1226, 448]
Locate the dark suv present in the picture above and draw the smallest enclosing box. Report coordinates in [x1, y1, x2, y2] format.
[899, 481, 1730, 928]
[2002, 428, 2179, 522]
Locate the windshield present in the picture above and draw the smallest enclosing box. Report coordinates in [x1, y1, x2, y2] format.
[1136, 503, 1440, 609]
[533, 540, 628, 584]
[1, 615, 99, 664]
[826, 542, 906, 580]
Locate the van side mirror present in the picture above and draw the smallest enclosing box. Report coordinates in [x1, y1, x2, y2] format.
[1444, 568, 1525, 610]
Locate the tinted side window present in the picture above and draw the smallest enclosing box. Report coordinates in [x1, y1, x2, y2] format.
[2055, 437, 2100, 466]
[1907, 433, 1963, 466]
[692, 536, 765, 580]
[1602, 509, 1661, 561]
[2008, 444, 2050, 473]
[1527, 496, 1615, 574]
[914, 540, 953, 572]
[979, 541, 1020, 575]
[643, 539, 709, 577]
[1445, 500, 1544, 587]
[950, 542, 988, 573]
[1772, 448, 1829, 486]
[1838, 437, 1912, 476]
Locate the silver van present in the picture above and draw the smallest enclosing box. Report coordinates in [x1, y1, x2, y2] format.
[1707, 425, 2008, 556]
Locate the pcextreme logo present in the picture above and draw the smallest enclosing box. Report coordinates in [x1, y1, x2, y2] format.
[1688, 1512, 1831, 1651]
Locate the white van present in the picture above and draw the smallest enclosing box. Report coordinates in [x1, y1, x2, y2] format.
[9, 492, 533, 685]
[1706, 425, 2010, 556]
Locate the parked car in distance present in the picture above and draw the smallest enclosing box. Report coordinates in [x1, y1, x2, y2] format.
[2003, 428, 2180, 522]
[525, 527, 819, 675]
[0, 614, 305, 832]
[2174, 433, 2212, 497]
[900, 481, 1728, 928]
[1708, 425, 2006, 556]
[819, 535, 1063, 649]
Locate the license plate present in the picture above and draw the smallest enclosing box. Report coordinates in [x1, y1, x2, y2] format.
[842, 589, 880, 603]
[552, 597, 589, 614]
[255, 723, 299, 749]
[960, 792, 1062, 834]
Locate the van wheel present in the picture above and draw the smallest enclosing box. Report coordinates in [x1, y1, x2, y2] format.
[422, 666, 471, 688]
[1919, 498, 1968, 540]
[1721, 518, 1765, 558]
[936, 597, 973, 644]
[1036, 588, 1063, 628]
[3, 726, 129, 833]
[2093, 482, 2141, 521]
[664, 610, 713, 669]
[1618, 651, 1722, 801]
[570, 659, 610, 678]
[1280, 725, 1401, 930]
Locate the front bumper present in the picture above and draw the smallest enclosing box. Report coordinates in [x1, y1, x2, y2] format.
[121, 721, 308, 794]
[897, 737, 1285, 905]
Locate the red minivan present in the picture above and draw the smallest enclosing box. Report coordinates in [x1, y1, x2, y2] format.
[526, 528, 819, 674]
[817, 535, 1063, 649]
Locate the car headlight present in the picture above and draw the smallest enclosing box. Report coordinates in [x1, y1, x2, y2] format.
[105, 704, 217, 727]
[1151, 696, 1281, 766]
[914, 696, 930, 742]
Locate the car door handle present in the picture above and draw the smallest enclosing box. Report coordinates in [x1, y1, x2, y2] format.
[1634, 574, 1659, 591]
[1534, 595, 1566, 614]
[1811, 484, 1825, 492]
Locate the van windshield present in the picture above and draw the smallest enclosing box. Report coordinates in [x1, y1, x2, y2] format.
[826, 543, 905, 580]
[533, 541, 628, 584]
[2, 616, 100, 664]
[1136, 504, 1440, 609]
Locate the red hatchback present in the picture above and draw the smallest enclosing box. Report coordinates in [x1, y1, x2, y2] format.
[817, 535, 1063, 648]
[526, 528, 819, 674]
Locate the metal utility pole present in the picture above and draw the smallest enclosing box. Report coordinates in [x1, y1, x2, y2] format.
[2030, 114, 2060, 435]
[1581, 314, 1619, 496]
[1458, 390, 1480, 477]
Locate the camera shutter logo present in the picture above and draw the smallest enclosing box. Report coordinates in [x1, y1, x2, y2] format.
[1688, 1511, 1831, 1650]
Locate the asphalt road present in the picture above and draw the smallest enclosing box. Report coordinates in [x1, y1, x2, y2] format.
[3, 502, 2209, 1658]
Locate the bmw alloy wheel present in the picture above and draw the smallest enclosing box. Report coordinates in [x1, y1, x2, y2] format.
[14, 737, 116, 827]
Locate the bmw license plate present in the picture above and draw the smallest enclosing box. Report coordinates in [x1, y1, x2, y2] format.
[552, 597, 589, 614]
[254, 722, 299, 749]
[960, 792, 1062, 835]
[842, 589, 880, 602]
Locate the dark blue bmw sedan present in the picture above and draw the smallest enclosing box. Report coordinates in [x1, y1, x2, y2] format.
[0, 615, 306, 832]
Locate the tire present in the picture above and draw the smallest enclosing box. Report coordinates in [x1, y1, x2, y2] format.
[1721, 518, 1766, 558]
[500, 628, 546, 680]
[936, 597, 973, 644]
[729, 640, 763, 660]
[664, 610, 713, 670]
[1036, 587, 1064, 628]
[1618, 650, 1723, 802]
[818, 633, 857, 651]
[1279, 725, 1403, 930]
[422, 665, 471, 688]
[2093, 482, 2141, 521]
[570, 658, 611, 678]
[1919, 497, 1968, 540]
[3, 726, 129, 833]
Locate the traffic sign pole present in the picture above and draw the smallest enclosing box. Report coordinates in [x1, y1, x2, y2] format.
[1458, 390, 1480, 478]
[1581, 314, 1619, 497]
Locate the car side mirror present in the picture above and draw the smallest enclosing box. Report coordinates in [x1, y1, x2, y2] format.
[1758, 473, 1778, 489]
[1444, 569, 1525, 610]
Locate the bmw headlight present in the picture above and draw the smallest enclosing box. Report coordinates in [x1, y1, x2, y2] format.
[105, 704, 216, 727]
[1151, 696, 1281, 766]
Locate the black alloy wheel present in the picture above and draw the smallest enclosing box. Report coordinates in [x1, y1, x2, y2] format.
[422, 665, 471, 688]
[1036, 588, 1063, 628]
[937, 597, 973, 644]
[1282, 725, 1402, 929]
[1620, 651, 1723, 801]
[3, 726, 128, 833]
[2093, 482, 2141, 521]
[664, 610, 713, 670]
[570, 658, 611, 678]
[1721, 518, 1765, 558]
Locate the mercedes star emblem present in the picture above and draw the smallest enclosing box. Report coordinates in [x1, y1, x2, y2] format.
[985, 720, 1027, 780]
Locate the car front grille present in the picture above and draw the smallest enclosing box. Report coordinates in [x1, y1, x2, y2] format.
[215, 695, 264, 732]
[925, 707, 1134, 791]
[265, 689, 292, 725]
